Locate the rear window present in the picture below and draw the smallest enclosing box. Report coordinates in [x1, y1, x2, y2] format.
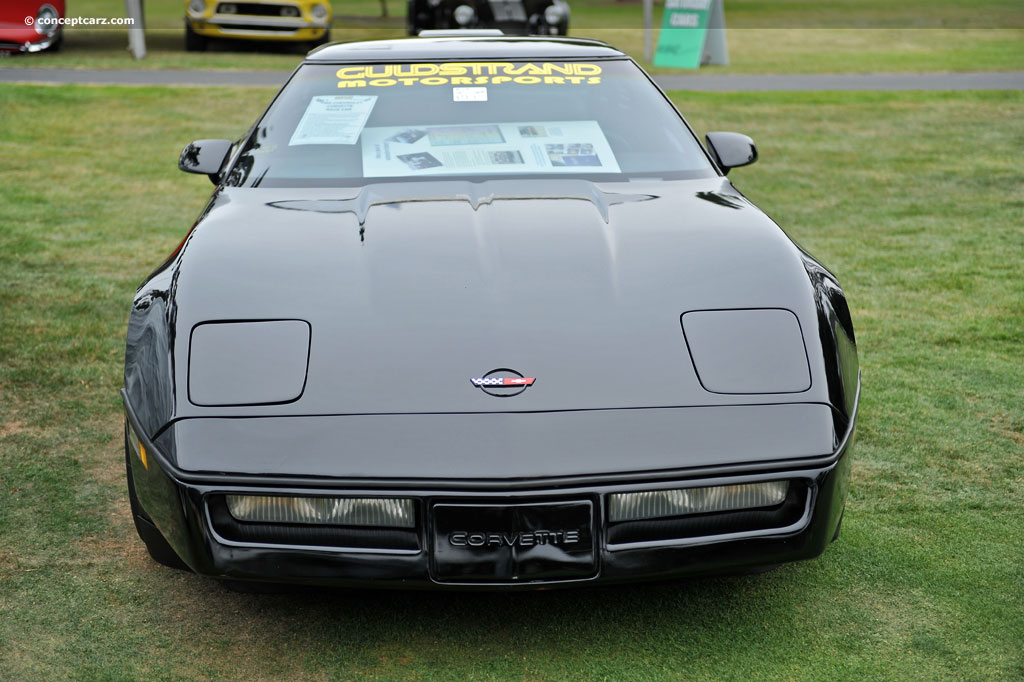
[226, 59, 716, 187]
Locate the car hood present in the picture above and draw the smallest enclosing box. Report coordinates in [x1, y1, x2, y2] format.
[164, 176, 829, 418]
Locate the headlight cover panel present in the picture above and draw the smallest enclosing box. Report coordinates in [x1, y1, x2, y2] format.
[188, 319, 311, 406]
[681, 308, 811, 394]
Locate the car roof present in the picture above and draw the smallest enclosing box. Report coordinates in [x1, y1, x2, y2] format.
[305, 36, 627, 63]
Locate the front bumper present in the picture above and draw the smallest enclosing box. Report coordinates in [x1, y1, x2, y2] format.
[187, 15, 327, 41]
[123, 390, 856, 589]
[0, 27, 61, 53]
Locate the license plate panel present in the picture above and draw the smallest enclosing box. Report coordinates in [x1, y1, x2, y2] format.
[487, 0, 527, 22]
[431, 501, 597, 583]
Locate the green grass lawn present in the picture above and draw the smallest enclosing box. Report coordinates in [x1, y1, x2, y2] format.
[1, 0, 1021, 72]
[1, 84, 1022, 680]
[24, 0, 1024, 29]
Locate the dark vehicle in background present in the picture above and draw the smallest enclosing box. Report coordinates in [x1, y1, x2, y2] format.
[407, 0, 569, 35]
[0, 0, 64, 53]
[123, 36, 858, 591]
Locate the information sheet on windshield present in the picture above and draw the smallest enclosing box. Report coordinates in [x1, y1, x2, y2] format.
[359, 120, 621, 177]
[289, 95, 377, 146]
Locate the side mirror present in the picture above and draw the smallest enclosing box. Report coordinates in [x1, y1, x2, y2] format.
[178, 139, 233, 185]
[705, 132, 757, 175]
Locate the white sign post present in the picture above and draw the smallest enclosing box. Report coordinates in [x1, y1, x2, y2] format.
[643, 0, 653, 62]
[703, 0, 728, 66]
[125, 0, 146, 60]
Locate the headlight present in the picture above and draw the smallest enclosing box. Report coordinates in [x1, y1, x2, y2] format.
[280, 5, 300, 17]
[35, 4, 58, 36]
[219, 2, 237, 13]
[226, 495, 416, 527]
[188, 0, 206, 15]
[609, 481, 789, 522]
[543, 4, 564, 25]
[310, 3, 328, 20]
[453, 4, 476, 24]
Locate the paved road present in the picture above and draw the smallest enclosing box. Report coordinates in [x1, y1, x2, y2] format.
[1, 67, 1022, 90]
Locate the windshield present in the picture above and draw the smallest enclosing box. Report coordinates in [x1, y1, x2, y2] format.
[226, 59, 717, 187]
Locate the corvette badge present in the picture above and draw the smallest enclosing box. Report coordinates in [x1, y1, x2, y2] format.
[470, 377, 535, 387]
[470, 369, 536, 397]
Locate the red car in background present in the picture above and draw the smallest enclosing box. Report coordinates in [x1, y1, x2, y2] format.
[1, 0, 65, 52]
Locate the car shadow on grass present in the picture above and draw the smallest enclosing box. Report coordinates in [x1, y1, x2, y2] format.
[178, 563, 815, 655]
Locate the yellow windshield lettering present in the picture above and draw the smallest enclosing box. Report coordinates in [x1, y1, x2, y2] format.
[335, 63, 603, 87]
[337, 67, 367, 79]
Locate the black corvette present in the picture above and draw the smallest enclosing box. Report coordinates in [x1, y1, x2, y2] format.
[122, 35, 859, 589]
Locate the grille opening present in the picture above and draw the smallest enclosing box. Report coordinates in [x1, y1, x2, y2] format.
[208, 496, 420, 551]
[217, 3, 294, 16]
[606, 480, 808, 546]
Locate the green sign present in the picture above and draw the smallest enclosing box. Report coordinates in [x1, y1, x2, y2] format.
[654, 0, 728, 69]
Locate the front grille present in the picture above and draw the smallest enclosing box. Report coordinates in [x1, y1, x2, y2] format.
[208, 496, 420, 551]
[491, 20, 531, 35]
[487, 0, 527, 22]
[217, 2, 293, 16]
[606, 481, 808, 546]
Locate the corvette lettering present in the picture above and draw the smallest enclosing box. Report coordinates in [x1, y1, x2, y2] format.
[337, 62, 603, 88]
[449, 530, 582, 547]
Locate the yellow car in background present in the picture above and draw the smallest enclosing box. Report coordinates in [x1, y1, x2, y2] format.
[185, 0, 331, 51]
